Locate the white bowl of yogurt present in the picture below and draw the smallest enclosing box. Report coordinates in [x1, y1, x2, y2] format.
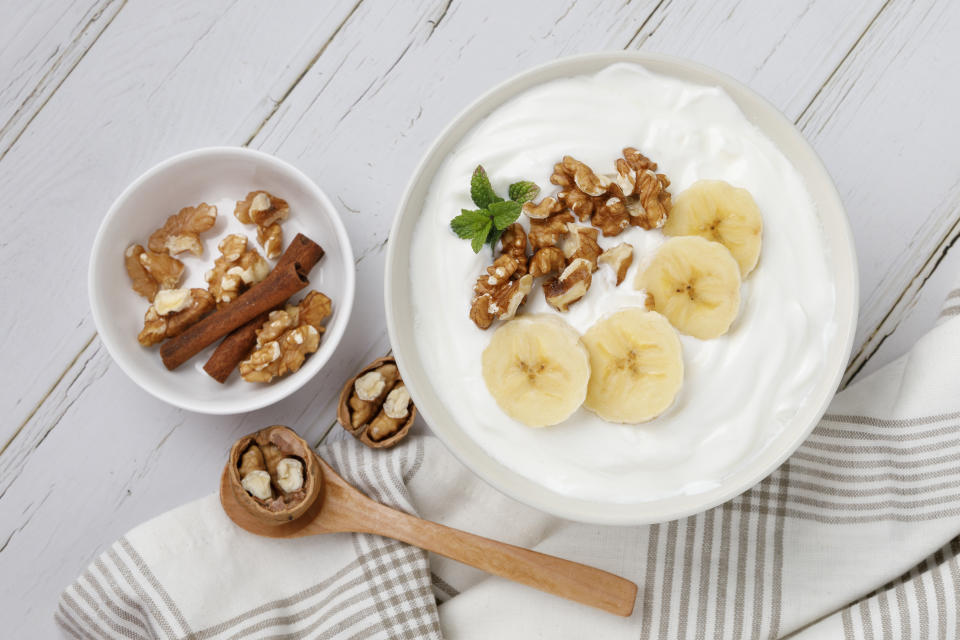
[385, 53, 857, 524]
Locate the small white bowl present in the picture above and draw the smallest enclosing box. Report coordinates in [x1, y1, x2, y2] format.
[89, 147, 355, 414]
[385, 52, 858, 525]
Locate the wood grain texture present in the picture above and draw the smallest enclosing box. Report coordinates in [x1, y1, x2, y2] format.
[0, 0, 362, 447]
[1, 0, 959, 635]
[0, 0, 125, 158]
[795, 0, 960, 383]
[220, 451, 638, 616]
[628, 0, 887, 121]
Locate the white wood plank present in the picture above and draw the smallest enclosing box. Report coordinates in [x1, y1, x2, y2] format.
[0, 0, 124, 157]
[793, 0, 960, 382]
[0, 0, 362, 447]
[852, 232, 960, 382]
[629, 0, 886, 121]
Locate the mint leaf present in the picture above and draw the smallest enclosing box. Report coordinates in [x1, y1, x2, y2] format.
[450, 209, 491, 239]
[471, 218, 492, 253]
[487, 226, 505, 255]
[508, 180, 540, 204]
[488, 200, 521, 230]
[470, 166, 503, 209]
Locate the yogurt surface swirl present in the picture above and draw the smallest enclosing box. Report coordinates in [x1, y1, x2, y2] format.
[410, 63, 836, 503]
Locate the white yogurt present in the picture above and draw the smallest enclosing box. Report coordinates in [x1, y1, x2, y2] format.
[410, 63, 836, 503]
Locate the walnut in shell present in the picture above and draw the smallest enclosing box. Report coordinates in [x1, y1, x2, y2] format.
[337, 357, 416, 448]
[228, 425, 321, 524]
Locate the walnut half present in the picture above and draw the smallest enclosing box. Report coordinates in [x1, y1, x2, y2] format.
[235, 191, 290, 259]
[148, 203, 217, 256]
[337, 356, 416, 448]
[137, 288, 215, 346]
[124, 244, 184, 301]
[469, 255, 534, 330]
[543, 258, 593, 312]
[228, 425, 322, 524]
[597, 242, 634, 285]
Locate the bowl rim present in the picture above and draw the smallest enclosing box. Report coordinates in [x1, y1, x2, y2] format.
[88, 146, 356, 415]
[385, 51, 859, 525]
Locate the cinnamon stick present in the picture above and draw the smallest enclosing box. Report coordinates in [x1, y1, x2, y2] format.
[202, 311, 270, 383]
[201, 234, 326, 382]
[273, 233, 326, 273]
[160, 262, 309, 370]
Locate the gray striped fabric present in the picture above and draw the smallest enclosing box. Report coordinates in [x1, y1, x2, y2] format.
[56, 438, 442, 640]
[58, 285, 960, 639]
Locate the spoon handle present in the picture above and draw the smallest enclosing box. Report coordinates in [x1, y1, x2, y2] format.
[356, 503, 637, 617]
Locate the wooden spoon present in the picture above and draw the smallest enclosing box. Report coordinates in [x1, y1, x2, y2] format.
[220, 450, 637, 616]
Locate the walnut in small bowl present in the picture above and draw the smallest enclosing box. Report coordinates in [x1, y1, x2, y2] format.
[337, 356, 415, 448]
[227, 425, 321, 524]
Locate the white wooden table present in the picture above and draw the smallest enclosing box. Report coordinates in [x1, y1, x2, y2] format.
[2, 0, 959, 635]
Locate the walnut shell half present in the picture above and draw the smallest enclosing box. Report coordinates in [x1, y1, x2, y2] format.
[227, 425, 322, 525]
[337, 356, 416, 449]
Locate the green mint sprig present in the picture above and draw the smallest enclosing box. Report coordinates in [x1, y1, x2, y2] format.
[450, 166, 541, 254]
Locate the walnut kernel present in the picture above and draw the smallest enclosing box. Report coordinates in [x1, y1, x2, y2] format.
[598, 242, 634, 285]
[521, 196, 563, 219]
[499, 223, 528, 277]
[241, 470, 273, 500]
[205, 234, 270, 306]
[350, 364, 399, 427]
[528, 211, 575, 250]
[469, 255, 533, 329]
[543, 258, 592, 312]
[355, 371, 386, 402]
[529, 247, 566, 277]
[275, 458, 304, 493]
[148, 203, 217, 256]
[137, 288, 215, 346]
[257, 223, 283, 260]
[235, 191, 289, 258]
[125, 244, 185, 301]
[561, 224, 602, 268]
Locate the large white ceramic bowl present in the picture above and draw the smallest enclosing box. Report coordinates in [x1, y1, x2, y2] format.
[386, 52, 857, 525]
[90, 147, 355, 414]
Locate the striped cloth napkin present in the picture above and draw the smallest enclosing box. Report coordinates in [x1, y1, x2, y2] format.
[58, 287, 960, 639]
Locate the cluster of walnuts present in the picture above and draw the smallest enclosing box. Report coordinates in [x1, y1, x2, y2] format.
[469, 149, 670, 329]
[239, 291, 332, 383]
[549, 148, 672, 236]
[124, 190, 331, 383]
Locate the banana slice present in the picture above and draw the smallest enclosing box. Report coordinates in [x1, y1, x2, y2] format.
[636, 236, 741, 340]
[482, 315, 590, 427]
[582, 309, 683, 423]
[662, 179, 763, 276]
